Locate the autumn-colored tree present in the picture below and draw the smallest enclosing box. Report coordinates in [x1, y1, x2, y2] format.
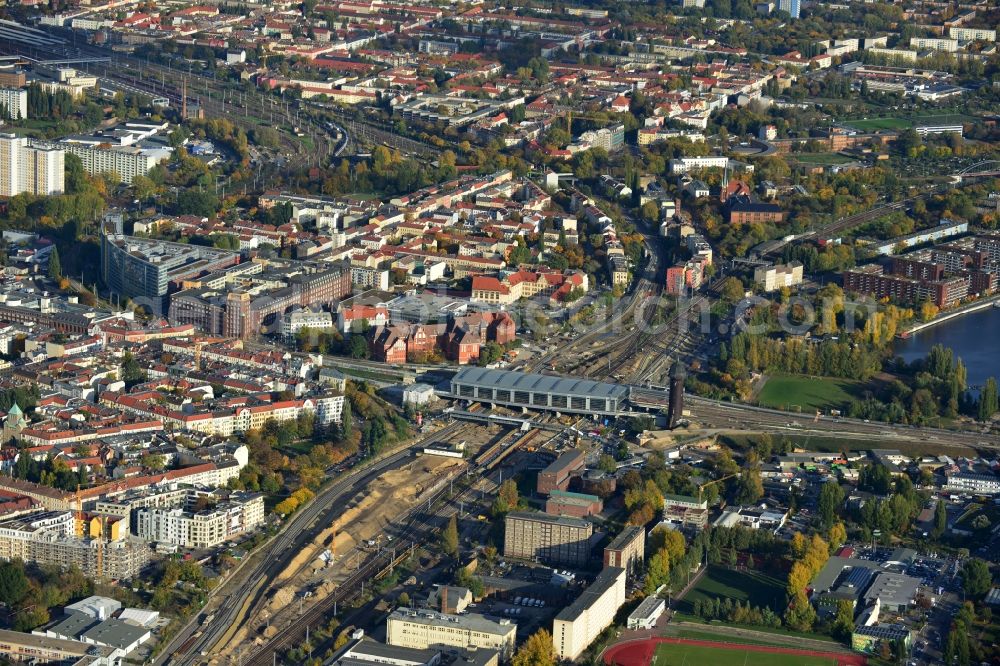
[783, 591, 817, 631]
[440, 514, 459, 557]
[512, 629, 556, 666]
[828, 522, 847, 550]
[648, 526, 686, 563]
[644, 549, 671, 595]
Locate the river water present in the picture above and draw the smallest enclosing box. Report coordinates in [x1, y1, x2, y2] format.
[895, 305, 1000, 389]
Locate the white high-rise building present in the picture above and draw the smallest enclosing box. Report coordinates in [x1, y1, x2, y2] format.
[59, 141, 166, 184]
[0, 88, 27, 120]
[0, 133, 65, 196]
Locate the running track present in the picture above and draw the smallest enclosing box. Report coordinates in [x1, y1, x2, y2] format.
[604, 637, 867, 666]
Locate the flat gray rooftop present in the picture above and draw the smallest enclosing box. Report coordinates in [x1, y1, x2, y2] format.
[451, 367, 628, 400]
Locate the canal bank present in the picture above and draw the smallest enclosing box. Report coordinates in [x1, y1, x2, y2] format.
[895, 303, 1000, 392]
[899, 294, 1000, 338]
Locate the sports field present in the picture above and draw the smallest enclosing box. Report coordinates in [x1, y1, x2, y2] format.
[756, 374, 863, 412]
[653, 643, 837, 666]
[844, 117, 910, 131]
[676, 566, 786, 615]
[604, 638, 865, 666]
[845, 113, 972, 132]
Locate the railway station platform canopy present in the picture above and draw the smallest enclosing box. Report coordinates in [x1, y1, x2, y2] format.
[449, 367, 629, 416]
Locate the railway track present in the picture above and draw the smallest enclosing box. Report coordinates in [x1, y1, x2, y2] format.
[239, 422, 535, 666]
[168, 421, 480, 666]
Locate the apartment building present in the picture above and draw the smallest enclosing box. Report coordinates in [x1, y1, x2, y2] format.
[576, 124, 625, 152]
[0, 510, 151, 580]
[0, 134, 65, 197]
[669, 155, 730, 174]
[386, 608, 516, 659]
[59, 141, 167, 183]
[106, 391, 346, 437]
[134, 491, 264, 549]
[754, 262, 804, 292]
[842, 264, 969, 308]
[662, 493, 709, 528]
[280, 308, 334, 340]
[944, 472, 1000, 495]
[0, 88, 27, 120]
[949, 27, 996, 41]
[503, 511, 592, 566]
[168, 265, 351, 339]
[909, 37, 958, 52]
[470, 270, 588, 306]
[552, 567, 627, 661]
[351, 265, 390, 290]
[603, 526, 645, 581]
[776, 0, 799, 18]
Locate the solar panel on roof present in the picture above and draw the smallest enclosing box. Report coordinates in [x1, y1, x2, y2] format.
[843, 566, 873, 589]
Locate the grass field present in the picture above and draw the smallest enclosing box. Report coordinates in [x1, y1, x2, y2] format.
[653, 644, 838, 666]
[718, 432, 979, 458]
[844, 113, 972, 132]
[677, 566, 786, 615]
[844, 117, 911, 131]
[672, 629, 788, 647]
[756, 374, 864, 412]
[793, 153, 855, 165]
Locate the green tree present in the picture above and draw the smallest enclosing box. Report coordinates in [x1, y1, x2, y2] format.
[340, 400, 353, 441]
[978, 377, 998, 422]
[348, 335, 370, 359]
[735, 459, 763, 505]
[831, 599, 855, 641]
[512, 629, 556, 666]
[64, 153, 87, 194]
[439, 513, 459, 557]
[959, 558, 991, 599]
[817, 482, 845, 529]
[0, 561, 29, 606]
[140, 454, 166, 471]
[131, 174, 157, 202]
[120, 352, 146, 386]
[720, 276, 745, 304]
[932, 500, 947, 538]
[47, 246, 61, 280]
[598, 454, 617, 474]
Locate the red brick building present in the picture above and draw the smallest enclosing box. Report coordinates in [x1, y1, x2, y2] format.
[368, 311, 515, 365]
[603, 525, 646, 581]
[536, 450, 585, 495]
[842, 264, 969, 308]
[726, 195, 786, 225]
[545, 490, 603, 518]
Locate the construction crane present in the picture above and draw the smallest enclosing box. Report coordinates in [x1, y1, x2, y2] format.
[697, 473, 739, 502]
[74, 485, 83, 537]
[96, 515, 105, 581]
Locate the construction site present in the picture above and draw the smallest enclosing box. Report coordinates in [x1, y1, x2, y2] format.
[203, 416, 530, 665]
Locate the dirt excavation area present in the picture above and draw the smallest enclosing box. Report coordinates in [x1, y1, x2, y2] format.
[215, 454, 466, 659]
[278, 454, 464, 583]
